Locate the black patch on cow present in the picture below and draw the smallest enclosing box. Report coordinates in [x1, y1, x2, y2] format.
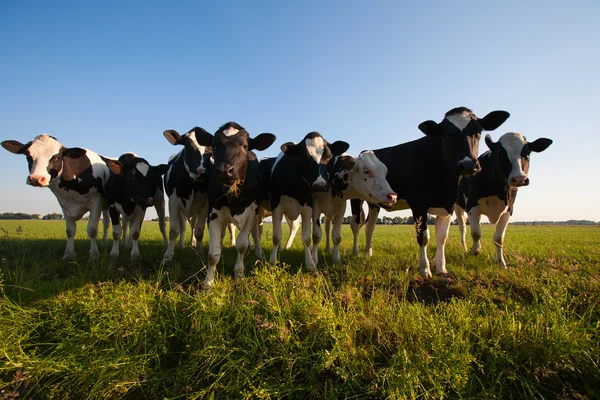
[53, 148, 105, 196]
[210, 212, 218, 221]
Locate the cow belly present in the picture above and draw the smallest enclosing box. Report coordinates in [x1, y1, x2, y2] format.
[277, 195, 304, 220]
[219, 204, 257, 230]
[315, 194, 344, 218]
[172, 192, 208, 217]
[476, 196, 508, 224]
[52, 186, 102, 220]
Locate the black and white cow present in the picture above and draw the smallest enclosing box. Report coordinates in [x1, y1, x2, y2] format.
[104, 152, 168, 261]
[265, 132, 349, 270]
[161, 127, 213, 263]
[2, 134, 112, 260]
[351, 107, 510, 277]
[455, 132, 552, 267]
[316, 150, 398, 263]
[195, 122, 276, 289]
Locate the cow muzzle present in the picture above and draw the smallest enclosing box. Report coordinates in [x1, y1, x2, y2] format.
[457, 159, 481, 176]
[509, 175, 529, 187]
[218, 164, 239, 185]
[27, 175, 49, 187]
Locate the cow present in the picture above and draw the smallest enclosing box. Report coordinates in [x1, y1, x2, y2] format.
[161, 127, 213, 263]
[264, 132, 349, 270]
[350, 107, 510, 277]
[194, 122, 276, 289]
[104, 152, 169, 261]
[316, 150, 398, 263]
[455, 132, 552, 267]
[2, 134, 112, 260]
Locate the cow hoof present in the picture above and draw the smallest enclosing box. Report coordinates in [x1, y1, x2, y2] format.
[499, 261, 507, 269]
[110, 252, 119, 262]
[62, 253, 75, 262]
[420, 269, 433, 279]
[332, 256, 342, 265]
[90, 251, 100, 261]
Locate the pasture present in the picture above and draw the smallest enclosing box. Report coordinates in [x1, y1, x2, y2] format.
[0, 220, 599, 399]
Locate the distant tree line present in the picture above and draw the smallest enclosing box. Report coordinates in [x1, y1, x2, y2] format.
[0, 212, 63, 220]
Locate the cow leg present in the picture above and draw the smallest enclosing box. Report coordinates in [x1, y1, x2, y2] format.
[311, 206, 322, 268]
[229, 223, 236, 247]
[493, 211, 511, 268]
[178, 211, 186, 249]
[194, 202, 209, 255]
[434, 215, 451, 275]
[251, 218, 262, 260]
[101, 209, 109, 246]
[324, 216, 332, 254]
[331, 206, 345, 264]
[455, 205, 468, 252]
[109, 207, 121, 261]
[469, 207, 483, 255]
[129, 207, 145, 261]
[303, 207, 316, 271]
[87, 200, 103, 260]
[121, 217, 129, 247]
[204, 210, 224, 290]
[154, 187, 168, 246]
[350, 199, 364, 255]
[189, 216, 198, 247]
[62, 211, 77, 261]
[269, 206, 284, 264]
[163, 202, 181, 263]
[234, 206, 256, 280]
[284, 215, 299, 249]
[415, 212, 432, 278]
[365, 205, 380, 256]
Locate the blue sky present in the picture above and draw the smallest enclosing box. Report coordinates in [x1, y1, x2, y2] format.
[1, 0, 598, 221]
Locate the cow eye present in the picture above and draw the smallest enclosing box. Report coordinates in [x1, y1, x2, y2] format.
[243, 144, 248, 150]
[363, 168, 369, 175]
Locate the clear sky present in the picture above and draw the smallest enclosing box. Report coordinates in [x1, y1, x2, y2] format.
[1, 0, 598, 221]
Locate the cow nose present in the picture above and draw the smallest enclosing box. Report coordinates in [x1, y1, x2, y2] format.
[510, 175, 529, 187]
[28, 175, 48, 187]
[144, 198, 154, 207]
[196, 166, 206, 175]
[387, 193, 398, 204]
[227, 166, 235, 177]
[457, 159, 479, 176]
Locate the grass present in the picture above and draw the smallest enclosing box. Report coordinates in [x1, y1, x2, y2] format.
[0, 220, 599, 399]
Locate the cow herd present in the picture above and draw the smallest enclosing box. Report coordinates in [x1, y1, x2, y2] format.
[2, 106, 553, 289]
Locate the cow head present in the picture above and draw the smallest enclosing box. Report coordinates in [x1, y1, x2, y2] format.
[418, 107, 510, 176]
[281, 132, 349, 193]
[163, 127, 212, 181]
[2, 134, 66, 187]
[330, 150, 397, 206]
[485, 132, 552, 187]
[195, 122, 276, 187]
[107, 153, 168, 208]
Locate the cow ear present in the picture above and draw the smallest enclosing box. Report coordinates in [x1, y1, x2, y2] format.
[329, 141, 350, 156]
[479, 111, 510, 131]
[527, 138, 553, 153]
[281, 142, 302, 157]
[1, 140, 30, 154]
[418, 120, 443, 137]
[106, 159, 123, 175]
[163, 130, 183, 145]
[62, 147, 87, 159]
[250, 133, 276, 151]
[154, 164, 169, 176]
[484, 134, 498, 151]
[193, 128, 214, 147]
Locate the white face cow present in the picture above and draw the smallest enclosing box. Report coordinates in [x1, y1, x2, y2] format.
[485, 132, 553, 187]
[163, 127, 213, 181]
[1, 134, 64, 187]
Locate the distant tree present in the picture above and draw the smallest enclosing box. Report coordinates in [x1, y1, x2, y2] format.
[32, 214, 41, 220]
[42, 213, 63, 220]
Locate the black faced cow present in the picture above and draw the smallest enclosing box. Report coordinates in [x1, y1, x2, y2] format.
[104, 152, 168, 261]
[317, 150, 397, 263]
[161, 127, 213, 263]
[2, 134, 111, 260]
[455, 132, 552, 267]
[195, 122, 276, 289]
[265, 132, 349, 270]
[350, 107, 510, 277]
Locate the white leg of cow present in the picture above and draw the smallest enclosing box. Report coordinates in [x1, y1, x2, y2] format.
[302, 207, 316, 271]
[251, 218, 262, 260]
[87, 200, 103, 261]
[204, 212, 224, 290]
[121, 218, 129, 247]
[311, 207, 322, 268]
[229, 223, 236, 247]
[234, 207, 256, 280]
[455, 205, 468, 252]
[331, 209, 345, 265]
[434, 215, 451, 275]
[270, 207, 284, 265]
[365, 206, 380, 256]
[324, 216, 331, 254]
[62, 211, 77, 261]
[129, 208, 145, 261]
[469, 207, 483, 255]
[154, 189, 168, 246]
[101, 209, 109, 246]
[493, 211, 511, 268]
[189, 216, 198, 248]
[418, 228, 431, 277]
[284, 215, 299, 249]
[350, 215, 361, 255]
[163, 203, 181, 263]
[109, 207, 121, 261]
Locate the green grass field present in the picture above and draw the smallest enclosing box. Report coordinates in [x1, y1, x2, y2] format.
[1, 220, 599, 399]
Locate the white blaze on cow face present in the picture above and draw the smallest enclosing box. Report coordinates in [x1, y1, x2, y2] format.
[26, 134, 64, 186]
[222, 126, 239, 137]
[136, 162, 150, 177]
[447, 110, 476, 131]
[498, 132, 528, 186]
[348, 151, 397, 205]
[305, 136, 327, 186]
[184, 131, 211, 179]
